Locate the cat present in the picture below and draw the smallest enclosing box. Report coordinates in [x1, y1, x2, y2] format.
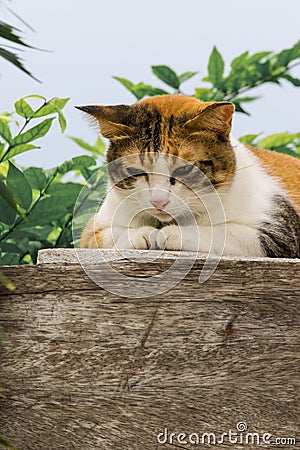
[77, 94, 300, 258]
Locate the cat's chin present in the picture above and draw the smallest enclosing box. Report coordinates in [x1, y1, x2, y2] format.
[152, 211, 173, 222]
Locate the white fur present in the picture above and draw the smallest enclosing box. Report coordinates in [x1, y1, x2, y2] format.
[91, 138, 284, 256]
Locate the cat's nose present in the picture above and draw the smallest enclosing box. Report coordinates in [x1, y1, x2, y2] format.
[151, 198, 170, 210]
[150, 190, 170, 210]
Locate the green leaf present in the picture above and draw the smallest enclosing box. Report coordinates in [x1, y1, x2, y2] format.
[7, 162, 32, 210]
[28, 240, 42, 260]
[259, 132, 300, 149]
[152, 65, 180, 89]
[57, 155, 96, 175]
[56, 160, 73, 175]
[35, 96, 68, 114]
[51, 97, 69, 110]
[231, 96, 260, 104]
[233, 103, 250, 115]
[113, 76, 135, 91]
[31, 98, 69, 133]
[238, 133, 262, 146]
[0, 180, 18, 212]
[280, 74, 300, 87]
[11, 118, 55, 146]
[24, 167, 48, 191]
[14, 98, 34, 119]
[230, 51, 249, 70]
[10, 224, 54, 241]
[49, 98, 69, 133]
[194, 88, 214, 101]
[71, 155, 97, 170]
[0, 118, 12, 143]
[23, 94, 46, 101]
[132, 83, 168, 100]
[79, 166, 99, 182]
[0, 142, 5, 157]
[276, 41, 300, 66]
[113, 77, 168, 100]
[68, 136, 99, 153]
[0, 252, 20, 266]
[47, 182, 82, 202]
[273, 147, 300, 158]
[207, 46, 224, 88]
[1, 144, 40, 161]
[24, 196, 66, 226]
[0, 22, 34, 48]
[68, 136, 106, 156]
[178, 71, 198, 85]
[0, 46, 39, 82]
[0, 199, 16, 225]
[27, 183, 82, 226]
[0, 272, 15, 290]
[57, 109, 67, 133]
[0, 179, 19, 223]
[289, 40, 300, 60]
[44, 167, 58, 179]
[276, 49, 292, 67]
[31, 103, 56, 118]
[0, 242, 24, 255]
[93, 136, 106, 155]
[247, 51, 271, 65]
[0, 434, 12, 447]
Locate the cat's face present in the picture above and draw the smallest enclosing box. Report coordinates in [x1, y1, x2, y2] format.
[77, 95, 236, 223]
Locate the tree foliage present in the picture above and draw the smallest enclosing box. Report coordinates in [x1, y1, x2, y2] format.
[0, 96, 106, 267]
[115, 41, 300, 115]
[0, 0, 39, 81]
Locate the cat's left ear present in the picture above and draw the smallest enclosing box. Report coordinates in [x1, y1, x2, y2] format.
[75, 104, 134, 139]
[184, 102, 235, 135]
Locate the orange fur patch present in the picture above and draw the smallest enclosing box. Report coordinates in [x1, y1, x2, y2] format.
[80, 217, 104, 248]
[138, 94, 207, 116]
[248, 145, 300, 213]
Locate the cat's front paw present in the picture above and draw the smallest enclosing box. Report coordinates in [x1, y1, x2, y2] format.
[156, 225, 182, 250]
[156, 225, 201, 251]
[115, 226, 158, 250]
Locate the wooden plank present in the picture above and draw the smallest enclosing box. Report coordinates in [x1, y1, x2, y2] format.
[0, 250, 299, 449]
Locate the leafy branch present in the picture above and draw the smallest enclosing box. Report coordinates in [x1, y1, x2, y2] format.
[0, 7, 40, 81]
[114, 41, 300, 115]
[0, 95, 107, 266]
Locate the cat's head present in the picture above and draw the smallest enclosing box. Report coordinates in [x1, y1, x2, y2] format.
[77, 95, 236, 223]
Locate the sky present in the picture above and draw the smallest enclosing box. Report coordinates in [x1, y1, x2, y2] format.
[0, 0, 299, 168]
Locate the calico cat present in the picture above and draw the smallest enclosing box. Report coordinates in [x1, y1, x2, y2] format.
[77, 94, 300, 258]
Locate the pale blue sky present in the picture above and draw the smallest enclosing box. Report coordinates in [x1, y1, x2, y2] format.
[0, 0, 299, 168]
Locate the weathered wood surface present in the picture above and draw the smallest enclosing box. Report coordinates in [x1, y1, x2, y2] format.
[0, 249, 300, 450]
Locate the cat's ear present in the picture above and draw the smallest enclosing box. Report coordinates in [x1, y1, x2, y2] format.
[184, 102, 234, 135]
[75, 104, 134, 139]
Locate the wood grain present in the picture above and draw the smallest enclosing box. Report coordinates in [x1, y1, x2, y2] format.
[0, 250, 299, 449]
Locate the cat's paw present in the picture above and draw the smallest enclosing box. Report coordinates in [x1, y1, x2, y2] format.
[156, 225, 201, 251]
[156, 225, 182, 250]
[115, 226, 158, 250]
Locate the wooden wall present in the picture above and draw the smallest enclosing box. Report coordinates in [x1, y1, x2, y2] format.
[0, 250, 299, 449]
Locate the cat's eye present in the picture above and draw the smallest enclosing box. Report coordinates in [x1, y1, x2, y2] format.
[171, 164, 194, 178]
[126, 167, 147, 177]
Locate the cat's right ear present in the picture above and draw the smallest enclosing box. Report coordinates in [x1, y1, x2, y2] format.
[75, 104, 134, 139]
